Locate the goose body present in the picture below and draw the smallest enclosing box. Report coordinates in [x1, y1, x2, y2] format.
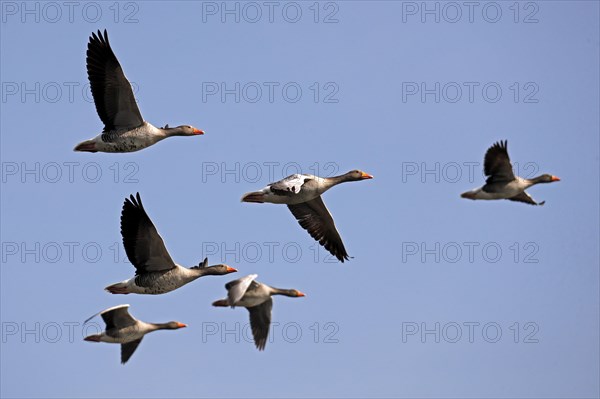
[74, 30, 203, 153]
[461, 141, 559, 205]
[213, 275, 305, 350]
[105, 193, 237, 295]
[84, 304, 186, 364]
[464, 177, 534, 200]
[242, 174, 334, 205]
[107, 261, 229, 295]
[241, 170, 373, 262]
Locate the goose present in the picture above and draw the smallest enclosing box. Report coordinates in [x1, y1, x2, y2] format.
[105, 193, 237, 294]
[461, 140, 560, 205]
[74, 30, 204, 153]
[213, 274, 305, 350]
[241, 170, 373, 262]
[84, 304, 186, 364]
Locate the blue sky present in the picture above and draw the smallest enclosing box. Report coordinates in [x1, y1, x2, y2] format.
[1, 1, 599, 398]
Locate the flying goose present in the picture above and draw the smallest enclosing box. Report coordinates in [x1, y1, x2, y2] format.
[105, 193, 237, 295]
[74, 30, 204, 153]
[461, 140, 560, 205]
[84, 304, 186, 364]
[213, 274, 305, 350]
[241, 170, 373, 262]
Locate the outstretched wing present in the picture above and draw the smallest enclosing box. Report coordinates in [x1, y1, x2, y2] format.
[507, 191, 545, 206]
[287, 196, 349, 262]
[484, 140, 515, 183]
[121, 193, 177, 273]
[121, 338, 143, 364]
[86, 29, 144, 132]
[84, 304, 136, 329]
[247, 298, 273, 351]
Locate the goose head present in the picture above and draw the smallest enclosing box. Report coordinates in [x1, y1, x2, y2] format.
[276, 289, 305, 298]
[164, 125, 204, 136]
[162, 321, 187, 330]
[345, 170, 374, 181]
[204, 264, 238, 276]
[532, 174, 560, 184]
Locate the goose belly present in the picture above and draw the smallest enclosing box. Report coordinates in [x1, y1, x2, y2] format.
[133, 269, 195, 295]
[237, 295, 269, 308]
[236, 286, 271, 307]
[99, 328, 145, 343]
[96, 125, 164, 153]
[480, 182, 525, 199]
[264, 190, 320, 204]
[473, 190, 514, 200]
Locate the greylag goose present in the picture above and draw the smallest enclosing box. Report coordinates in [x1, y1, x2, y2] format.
[461, 140, 560, 205]
[241, 170, 373, 262]
[84, 304, 186, 364]
[213, 274, 305, 350]
[105, 193, 237, 294]
[74, 30, 204, 153]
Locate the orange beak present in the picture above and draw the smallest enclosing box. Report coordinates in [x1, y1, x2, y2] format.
[226, 266, 237, 273]
[360, 172, 374, 179]
[551, 176, 560, 182]
[297, 291, 306, 297]
[193, 128, 204, 135]
[177, 323, 187, 328]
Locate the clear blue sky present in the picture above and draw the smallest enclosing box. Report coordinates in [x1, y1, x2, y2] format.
[1, 1, 599, 398]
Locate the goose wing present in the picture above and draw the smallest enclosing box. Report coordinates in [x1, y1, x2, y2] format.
[84, 304, 136, 330]
[269, 174, 311, 197]
[247, 298, 273, 351]
[484, 140, 515, 184]
[225, 274, 258, 306]
[121, 338, 143, 364]
[507, 191, 545, 206]
[87, 29, 144, 132]
[287, 196, 349, 262]
[121, 193, 176, 274]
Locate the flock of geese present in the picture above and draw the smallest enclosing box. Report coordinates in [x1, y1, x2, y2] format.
[77, 30, 560, 364]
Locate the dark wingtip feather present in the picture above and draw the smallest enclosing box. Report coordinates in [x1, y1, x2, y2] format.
[489, 140, 507, 152]
[338, 254, 353, 263]
[255, 340, 266, 351]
